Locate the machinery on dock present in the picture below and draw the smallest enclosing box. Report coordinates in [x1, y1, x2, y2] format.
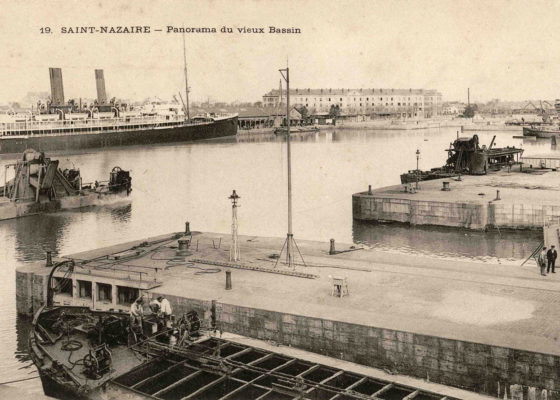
[0, 149, 131, 220]
[400, 134, 524, 184]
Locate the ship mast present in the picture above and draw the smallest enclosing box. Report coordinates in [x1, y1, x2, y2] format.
[182, 33, 190, 122]
[276, 63, 305, 270]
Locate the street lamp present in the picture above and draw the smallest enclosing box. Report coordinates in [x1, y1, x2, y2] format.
[229, 190, 240, 262]
[416, 149, 420, 189]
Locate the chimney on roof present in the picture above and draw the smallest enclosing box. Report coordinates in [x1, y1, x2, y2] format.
[329, 88, 331, 93]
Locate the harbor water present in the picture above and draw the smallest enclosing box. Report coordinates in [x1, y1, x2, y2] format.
[0, 125, 550, 393]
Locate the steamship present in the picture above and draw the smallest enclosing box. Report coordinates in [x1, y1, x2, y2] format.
[0, 68, 238, 155]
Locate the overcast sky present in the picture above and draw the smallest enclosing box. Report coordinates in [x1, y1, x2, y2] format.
[1, 0, 560, 105]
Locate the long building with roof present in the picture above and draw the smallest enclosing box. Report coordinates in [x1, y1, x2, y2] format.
[262, 88, 442, 118]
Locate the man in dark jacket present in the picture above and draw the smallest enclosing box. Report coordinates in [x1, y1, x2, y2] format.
[548, 245, 558, 273]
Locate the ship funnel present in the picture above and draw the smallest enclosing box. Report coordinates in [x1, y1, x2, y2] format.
[49, 68, 65, 106]
[95, 69, 107, 105]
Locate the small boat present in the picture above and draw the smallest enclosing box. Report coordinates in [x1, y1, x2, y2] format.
[0, 149, 131, 220]
[523, 126, 560, 138]
[274, 126, 319, 135]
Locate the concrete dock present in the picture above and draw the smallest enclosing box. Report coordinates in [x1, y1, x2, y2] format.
[353, 168, 560, 230]
[16, 231, 560, 398]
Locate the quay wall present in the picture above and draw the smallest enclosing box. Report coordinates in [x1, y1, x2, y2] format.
[16, 268, 50, 316]
[17, 270, 560, 398]
[155, 294, 560, 399]
[352, 193, 560, 230]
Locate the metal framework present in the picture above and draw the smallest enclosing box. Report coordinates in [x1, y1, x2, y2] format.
[113, 337, 458, 400]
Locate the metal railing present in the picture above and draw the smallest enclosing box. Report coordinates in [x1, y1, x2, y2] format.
[0, 114, 235, 137]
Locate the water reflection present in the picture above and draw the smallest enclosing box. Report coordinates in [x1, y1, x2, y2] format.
[353, 219, 542, 264]
[109, 203, 132, 223]
[15, 314, 33, 364]
[11, 214, 69, 261]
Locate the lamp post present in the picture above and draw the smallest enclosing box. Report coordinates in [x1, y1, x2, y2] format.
[416, 149, 420, 189]
[229, 190, 240, 262]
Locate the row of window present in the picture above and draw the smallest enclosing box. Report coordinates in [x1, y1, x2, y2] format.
[303, 103, 423, 109]
[56, 278, 139, 306]
[265, 97, 429, 103]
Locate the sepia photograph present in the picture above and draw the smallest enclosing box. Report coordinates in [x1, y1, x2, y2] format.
[1, 1, 559, 399]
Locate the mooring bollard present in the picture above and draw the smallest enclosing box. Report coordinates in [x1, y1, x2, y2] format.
[185, 221, 191, 235]
[225, 271, 232, 290]
[442, 181, 450, 191]
[46, 251, 53, 267]
[496, 190, 501, 200]
[368, 185, 372, 195]
[329, 239, 336, 255]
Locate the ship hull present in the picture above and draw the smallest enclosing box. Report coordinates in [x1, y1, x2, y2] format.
[0, 116, 238, 155]
[523, 126, 560, 138]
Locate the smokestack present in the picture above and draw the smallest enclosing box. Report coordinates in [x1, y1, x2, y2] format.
[467, 88, 470, 106]
[49, 68, 64, 106]
[95, 69, 107, 105]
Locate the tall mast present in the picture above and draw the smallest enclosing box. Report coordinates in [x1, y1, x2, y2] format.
[182, 33, 190, 121]
[277, 63, 305, 270]
[286, 67, 292, 247]
[279, 79, 283, 107]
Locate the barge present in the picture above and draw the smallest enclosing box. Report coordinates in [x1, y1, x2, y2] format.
[522, 125, 560, 138]
[29, 305, 463, 400]
[0, 149, 131, 220]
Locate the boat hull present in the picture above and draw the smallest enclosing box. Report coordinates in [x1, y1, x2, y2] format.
[0, 116, 238, 155]
[36, 372, 89, 400]
[523, 126, 560, 138]
[0, 190, 130, 221]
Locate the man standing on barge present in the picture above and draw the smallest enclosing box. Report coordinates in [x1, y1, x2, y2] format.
[539, 247, 548, 276]
[547, 245, 557, 274]
[130, 297, 145, 328]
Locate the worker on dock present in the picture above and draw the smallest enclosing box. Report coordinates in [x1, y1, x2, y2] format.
[150, 295, 173, 332]
[150, 295, 172, 317]
[130, 297, 145, 332]
[547, 245, 557, 274]
[539, 247, 548, 276]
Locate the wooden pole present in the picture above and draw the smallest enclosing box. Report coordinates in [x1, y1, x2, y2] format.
[36, 167, 41, 202]
[285, 67, 293, 267]
[182, 34, 190, 122]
